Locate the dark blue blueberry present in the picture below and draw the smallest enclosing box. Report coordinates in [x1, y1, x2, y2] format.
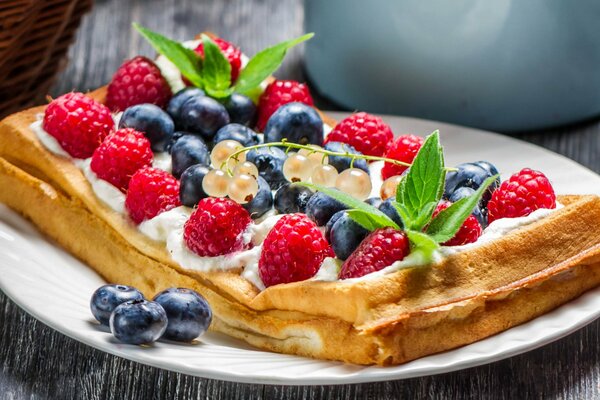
[264, 102, 323, 146]
[213, 123, 259, 147]
[379, 198, 403, 227]
[242, 176, 273, 219]
[246, 147, 287, 190]
[474, 160, 499, 176]
[90, 284, 144, 326]
[448, 186, 487, 227]
[165, 131, 187, 154]
[167, 87, 205, 126]
[153, 288, 212, 342]
[109, 299, 167, 345]
[179, 164, 211, 207]
[305, 191, 348, 226]
[119, 104, 175, 152]
[325, 210, 345, 242]
[180, 96, 230, 140]
[365, 197, 383, 208]
[444, 162, 500, 206]
[323, 142, 369, 174]
[171, 135, 210, 178]
[328, 211, 369, 260]
[274, 183, 314, 214]
[223, 93, 257, 127]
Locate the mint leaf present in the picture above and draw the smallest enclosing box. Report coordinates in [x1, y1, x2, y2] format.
[234, 33, 314, 95]
[134, 23, 204, 88]
[406, 229, 440, 263]
[345, 210, 383, 231]
[200, 34, 233, 98]
[426, 175, 499, 243]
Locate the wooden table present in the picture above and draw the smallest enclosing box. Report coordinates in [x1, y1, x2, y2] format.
[1, 0, 599, 398]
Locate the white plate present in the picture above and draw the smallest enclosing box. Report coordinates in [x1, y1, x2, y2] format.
[1, 114, 599, 385]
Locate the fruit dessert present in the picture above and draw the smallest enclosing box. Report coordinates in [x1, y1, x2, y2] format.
[1, 25, 600, 365]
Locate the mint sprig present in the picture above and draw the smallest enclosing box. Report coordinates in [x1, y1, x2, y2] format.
[200, 34, 233, 98]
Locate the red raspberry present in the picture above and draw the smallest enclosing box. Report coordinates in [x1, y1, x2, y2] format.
[194, 37, 242, 83]
[433, 201, 482, 246]
[256, 80, 314, 131]
[125, 167, 181, 224]
[106, 56, 172, 112]
[325, 112, 394, 158]
[184, 197, 252, 257]
[487, 168, 556, 224]
[259, 214, 333, 287]
[90, 128, 153, 192]
[381, 134, 423, 180]
[43, 92, 113, 158]
[339, 227, 409, 279]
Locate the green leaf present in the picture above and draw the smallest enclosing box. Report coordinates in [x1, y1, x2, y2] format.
[133, 23, 204, 88]
[296, 182, 400, 230]
[200, 34, 233, 98]
[411, 201, 438, 231]
[345, 210, 382, 231]
[406, 229, 440, 263]
[234, 33, 314, 95]
[426, 175, 499, 243]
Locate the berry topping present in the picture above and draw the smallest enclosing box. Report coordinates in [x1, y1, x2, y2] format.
[444, 161, 500, 207]
[381, 134, 423, 180]
[324, 112, 393, 158]
[448, 186, 487, 227]
[433, 201, 482, 246]
[90, 284, 144, 326]
[339, 228, 410, 279]
[106, 56, 172, 111]
[119, 104, 175, 152]
[214, 123, 260, 147]
[193, 37, 242, 82]
[179, 95, 230, 140]
[256, 80, 314, 131]
[264, 102, 324, 146]
[274, 183, 314, 214]
[327, 210, 369, 260]
[487, 168, 556, 224]
[110, 299, 167, 345]
[305, 191, 348, 226]
[246, 146, 287, 190]
[183, 197, 252, 257]
[179, 164, 211, 207]
[90, 128, 153, 192]
[259, 214, 333, 287]
[43, 92, 113, 158]
[323, 142, 369, 175]
[167, 87, 205, 126]
[153, 288, 212, 342]
[242, 176, 273, 219]
[223, 93, 257, 127]
[125, 167, 181, 224]
[170, 134, 210, 178]
[378, 198, 403, 227]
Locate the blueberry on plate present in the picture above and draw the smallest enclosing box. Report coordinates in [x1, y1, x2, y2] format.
[119, 104, 175, 152]
[167, 87, 205, 125]
[444, 162, 500, 206]
[109, 299, 167, 345]
[274, 183, 314, 214]
[474, 160, 499, 176]
[90, 284, 144, 326]
[222, 93, 257, 127]
[365, 197, 383, 208]
[448, 186, 487, 227]
[179, 164, 211, 207]
[246, 146, 287, 190]
[153, 288, 212, 342]
[378, 198, 403, 227]
[305, 191, 348, 226]
[171, 134, 210, 178]
[213, 123, 259, 147]
[264, 102, 323, 146]
[179, 96, 230, 140]
[242, 176, 273, 219]
[323, 142, 369, 174]
[327, 211, 369, 260]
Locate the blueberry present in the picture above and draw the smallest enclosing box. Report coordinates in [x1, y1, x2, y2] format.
[246, 147, 287, 190]
[167, 87, 205, 126]
[474, 160, 499, 176]
[444, 162, 500, 206]
[328, 211, 369, 260]
[171, 135, 210, 178]
[323, 142, 369, 174]
[365, 197, 383, 208]
[242, 176, 273, 219]
[109, 299, 167, 345]
[325, 210, 345, 242]
[305, 191, 347, 226]
[90, 284, 144, 326]
[119, 104, 175, 152]
[448, 186, 487, 227]
[274, 183, 314, 214]
[180, 164, 211, 207]
[165, 131, 187, 154]
[222, 93, 257, 127]
[264, 102, 323, 146]
[214, 123, 259, 147]
[378, 198, 403, 227]
[180, 96, 230, 139]
[153, 288, 212, 342]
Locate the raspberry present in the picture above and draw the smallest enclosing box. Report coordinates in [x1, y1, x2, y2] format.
[194, 37, 242, 83]
[324, 112, 394, 158]
[339, 227, 409, 279]
[259, 214, 333, 287]
[381, 134, 423, 179]
[184, 197, 252, 257]
[125, 167, 181, 224]
[256, 80, 314, 131]
[43, 92, 113, 158]
[106, 56, 172, 112]
[90, 128, 153, 192]
[433, 201, 482, 246]
[487, 168, 556, 224]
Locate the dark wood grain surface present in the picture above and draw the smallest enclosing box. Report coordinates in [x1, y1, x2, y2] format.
[1, 0, 600, 398]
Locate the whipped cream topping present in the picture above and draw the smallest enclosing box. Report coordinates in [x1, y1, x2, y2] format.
[30, 118, 71, 158]
[78, 158, 126, 214]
